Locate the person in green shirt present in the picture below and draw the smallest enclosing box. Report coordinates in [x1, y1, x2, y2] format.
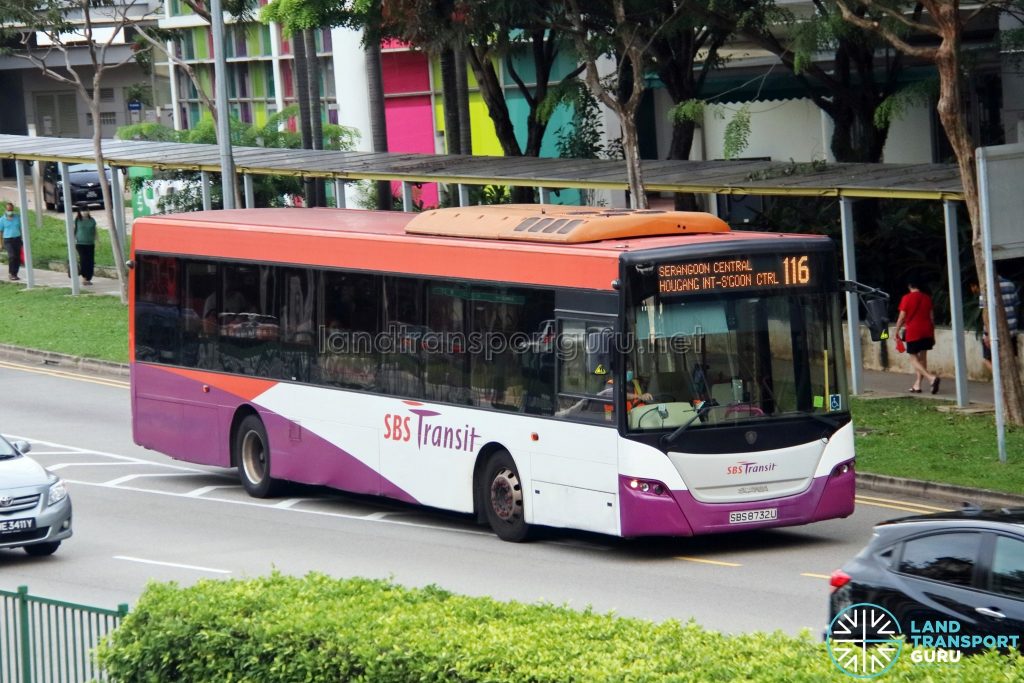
[74, 209, 97, 285]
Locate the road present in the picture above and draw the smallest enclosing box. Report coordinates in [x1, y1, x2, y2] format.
[0, 359, 950, 636]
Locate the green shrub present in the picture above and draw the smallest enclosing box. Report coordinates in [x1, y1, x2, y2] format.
[96, 573, 1023, 682]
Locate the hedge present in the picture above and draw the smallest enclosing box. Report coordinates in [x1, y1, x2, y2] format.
[95, 573, 1024, 682]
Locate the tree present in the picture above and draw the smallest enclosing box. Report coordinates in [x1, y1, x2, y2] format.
[835, 0, 1024, 425]
[0, 0, 159, 302]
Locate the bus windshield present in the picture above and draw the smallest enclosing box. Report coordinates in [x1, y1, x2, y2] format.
[625, 259, 848, 433]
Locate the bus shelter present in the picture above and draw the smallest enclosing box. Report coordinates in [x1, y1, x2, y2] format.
[0, 133, 969, 404]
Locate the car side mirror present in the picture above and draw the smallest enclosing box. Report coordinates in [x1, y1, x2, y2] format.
[13, 440, 30, 454]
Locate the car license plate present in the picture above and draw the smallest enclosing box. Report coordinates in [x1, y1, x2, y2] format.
[728, 508, 777, 524]
[0, 518, 36, 534]
[86, 191, 97, 198]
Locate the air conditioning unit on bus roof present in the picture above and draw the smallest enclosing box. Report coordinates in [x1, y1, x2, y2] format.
[404, 204, 730, 244]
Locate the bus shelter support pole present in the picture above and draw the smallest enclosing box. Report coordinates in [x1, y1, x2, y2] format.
[977, 148, 1007, 463]
[840, 197, 861, 395]
[14, 160, 34, 289]
[334, 179, 346, 208]
[60, 162, 80, 296]
[944, 200, 969, 408]
[538, 187, 550, 203]
[111, 167, 127, 248]
[243, 174, 255, 208]
[200, 170, 212, 211]
[402, 181, 413, 212]
[458, 184, 470, 207]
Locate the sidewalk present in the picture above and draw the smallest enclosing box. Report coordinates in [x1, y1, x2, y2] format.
[11, 265, 122, 297]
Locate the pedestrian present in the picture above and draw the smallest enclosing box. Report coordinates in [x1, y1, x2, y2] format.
[895, 277, 940, 394]
[0, 202, 23, 281]
[975, 273, 1020, 371]
[74, 209, 97, 286]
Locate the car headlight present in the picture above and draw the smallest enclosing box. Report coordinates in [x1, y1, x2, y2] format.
[47, 478, 68, 506]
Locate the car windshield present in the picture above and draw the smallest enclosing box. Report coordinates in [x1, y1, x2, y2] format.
[0, 437, 17, 458]
[69, 163, 98, 173]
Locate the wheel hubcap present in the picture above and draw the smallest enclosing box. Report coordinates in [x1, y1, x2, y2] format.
[489, 468, 521, 522]
[241, 431, 266, 484]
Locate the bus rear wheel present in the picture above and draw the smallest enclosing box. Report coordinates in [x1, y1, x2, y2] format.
[478, 450, 531, 542]
[235, 414, 280, 498]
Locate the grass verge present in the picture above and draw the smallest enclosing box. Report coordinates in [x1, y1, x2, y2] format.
[852, 397, 1024, 494]
[0, 282, 127, 362]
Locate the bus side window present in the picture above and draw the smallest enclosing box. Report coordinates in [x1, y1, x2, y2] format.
[317, 272, 380, 391]
[555, 320, 614, 423]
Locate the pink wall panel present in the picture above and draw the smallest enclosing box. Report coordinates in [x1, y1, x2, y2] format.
[382, 50, 431, 95]
[385, 94, 438, 208]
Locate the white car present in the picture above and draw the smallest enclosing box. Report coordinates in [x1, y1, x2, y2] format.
[0, 435, 72, 556]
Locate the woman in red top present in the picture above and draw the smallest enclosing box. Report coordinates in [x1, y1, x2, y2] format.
[895, 278, 940, 394]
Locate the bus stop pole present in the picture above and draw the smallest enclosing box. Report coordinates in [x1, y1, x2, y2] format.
[111, 167, 127, 249]
[402, 181, 413, 212]
[977, 148, 1007, 463]
[334, 179, 346, 208]
[200, 170, 212, 211]
[944, 200, 969, 407]
[14, 160, 34, 288]
[538, 187, 550, 203]
[840, 197, 862, 395]
[458, 184, 469, 207]
[59, 162, 80, 296]
[243, 174, 255, 208]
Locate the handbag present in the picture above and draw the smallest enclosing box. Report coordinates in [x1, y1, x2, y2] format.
[895, 331, 906, 353]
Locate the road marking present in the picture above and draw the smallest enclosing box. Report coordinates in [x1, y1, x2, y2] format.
[49, 461, 168, 471]
[103, 472, 206, 486]
[801, 572, 832, 580]
[114, 556, 231, 574]
[272, 498, 306, 509]
[856, 495, 950, 513]
[855, 496, 951, 514]
[185, 485, 235, 497]
[7, 435, 217, 473]
[675, 556, 742, 567]
[0, 360, 128, 389]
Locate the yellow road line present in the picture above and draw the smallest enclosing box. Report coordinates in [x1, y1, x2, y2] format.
[801, 572, 832, 580]
[675, 556, 742, 567]
[857, 494, 950, 512]
[0, 360, 128, 389]
[855, 495, 951, 514]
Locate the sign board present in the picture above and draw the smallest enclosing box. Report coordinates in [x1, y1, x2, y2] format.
[656, 252, 821, 296]
[977, 142, 1024, 260]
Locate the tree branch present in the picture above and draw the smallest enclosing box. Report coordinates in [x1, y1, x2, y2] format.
[834, 0, 941, 57]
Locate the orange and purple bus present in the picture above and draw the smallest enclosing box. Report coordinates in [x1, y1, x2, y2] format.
[130, 205, 855, 541]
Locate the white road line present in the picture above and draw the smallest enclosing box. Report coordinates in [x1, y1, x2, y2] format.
[103, 472, 206, 487]
[63, 478, 491, 537]
[185, 485, 235, 498]
[271, 498, 307, 509]
[17, 451, 77, 455]
[114, 556, 231, 574]
[49, 462, 169, 471]
[6, 434, 212, 473]
[363, 511, 395, 520]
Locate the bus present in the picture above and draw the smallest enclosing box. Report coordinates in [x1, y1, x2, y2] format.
[130, 204, 860, 542]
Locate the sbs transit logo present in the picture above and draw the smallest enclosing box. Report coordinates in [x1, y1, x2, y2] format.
[827, 603, 903, 678]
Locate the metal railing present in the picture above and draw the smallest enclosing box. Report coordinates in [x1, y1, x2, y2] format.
[0, 586, 129, 683]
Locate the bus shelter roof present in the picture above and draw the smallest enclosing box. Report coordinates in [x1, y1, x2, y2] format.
[0, 133, 964, 201]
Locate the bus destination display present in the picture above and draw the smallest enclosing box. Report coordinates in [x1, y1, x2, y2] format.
[657, 253, 815, 295]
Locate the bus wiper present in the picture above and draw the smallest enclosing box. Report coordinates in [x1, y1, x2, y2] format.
[796, 410, 841, 429]
[660, 402, 715, 450]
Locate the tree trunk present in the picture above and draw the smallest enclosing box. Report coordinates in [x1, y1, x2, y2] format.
[89, 92, 127, 303]
[293, 31, 314, 206]
[454, 48, 472, 157]
[305, 29, 325, 207]
[620, 114, 646, 209]
[934, 34, 1024, 425]
[440, 49, 460, 154]
[365, 38, 391, 210]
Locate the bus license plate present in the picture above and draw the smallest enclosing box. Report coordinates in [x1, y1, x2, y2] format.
[0, 518, 35, 535]
[729, 508, 777, 524]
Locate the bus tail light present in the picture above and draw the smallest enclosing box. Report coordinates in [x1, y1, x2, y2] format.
[628, 478, 667, 496]
[830, 569, 851, 592]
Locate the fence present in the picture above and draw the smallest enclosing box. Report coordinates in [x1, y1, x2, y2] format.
[0, 586, 128, 683]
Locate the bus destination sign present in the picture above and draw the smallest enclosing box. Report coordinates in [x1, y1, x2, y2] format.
[657, 253, 816, 296]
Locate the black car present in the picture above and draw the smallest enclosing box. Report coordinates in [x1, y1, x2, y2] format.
[42, 162, 111, 211]
[829, 507, 1024, 652]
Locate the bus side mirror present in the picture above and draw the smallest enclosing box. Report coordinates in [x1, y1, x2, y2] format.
[864, 298, 890, 342]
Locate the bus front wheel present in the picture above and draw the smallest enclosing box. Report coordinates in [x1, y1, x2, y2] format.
[478, 450, 531, 542]
[234, 414, 280, 498]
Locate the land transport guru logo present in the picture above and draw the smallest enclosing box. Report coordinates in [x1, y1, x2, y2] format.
[827, 602, 1021, 678]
